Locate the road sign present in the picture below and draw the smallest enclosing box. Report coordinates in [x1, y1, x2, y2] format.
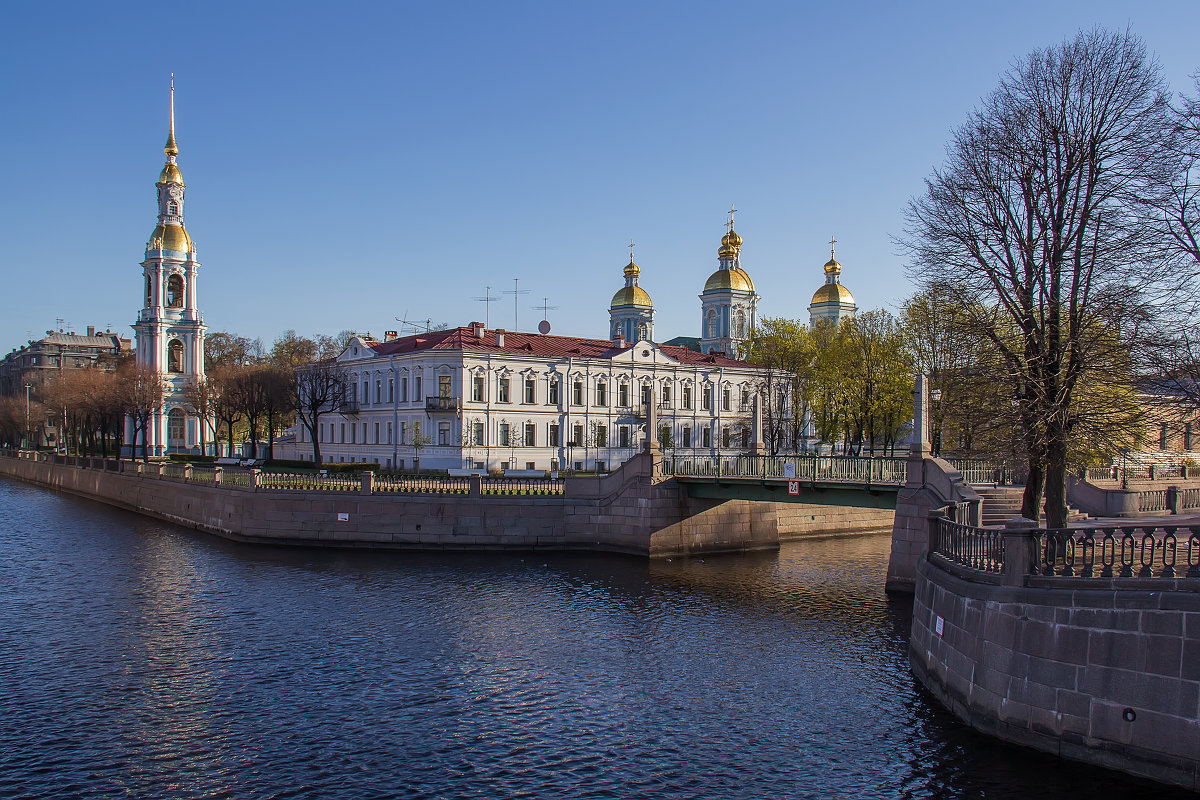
[787, 480, 800, 496]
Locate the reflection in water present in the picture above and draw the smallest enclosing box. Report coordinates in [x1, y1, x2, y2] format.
[0, 476, 1188, 800]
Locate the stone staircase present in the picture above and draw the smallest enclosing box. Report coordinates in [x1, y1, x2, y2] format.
[976, 485, 1087, 527]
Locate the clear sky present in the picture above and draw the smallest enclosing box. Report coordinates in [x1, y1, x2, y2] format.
[2, 1, 1198, 351]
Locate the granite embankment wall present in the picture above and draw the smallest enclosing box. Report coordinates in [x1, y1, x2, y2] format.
[911, 555, 1200, 790]
[0, 454, 892, 557]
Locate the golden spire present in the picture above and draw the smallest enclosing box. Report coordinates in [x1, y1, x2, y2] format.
[624, 239, 640, 277]
[830, 234, 837, 259]
[164, 74, 178, 157]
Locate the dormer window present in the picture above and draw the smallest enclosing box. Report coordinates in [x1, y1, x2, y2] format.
[167, 201, 179, 216]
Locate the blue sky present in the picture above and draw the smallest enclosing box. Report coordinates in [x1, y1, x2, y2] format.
[2, 1, 1198, 350]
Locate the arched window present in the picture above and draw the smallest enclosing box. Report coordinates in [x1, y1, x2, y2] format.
[733, 308, 746, 338]
[167, 200, 179, 216]
[166, 274, 184, 308]
[167, 408, 185, 447]
[145, 275, 152, 308]
[168, 339, 185, 373]
[706, 308, 718, 339]
[637, 322, 648, 340]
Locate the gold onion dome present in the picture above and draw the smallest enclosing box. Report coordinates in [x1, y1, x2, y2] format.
[704, 267, 755, 293]
[611, 284, 653, 308]
[722, 228, 743, 250]
[623, 259, 640, 278]
[824, 256, 842, 275]
[148, 223, 193, 253]
[158, 161, 184, 185]
[811, 282, 855, 305]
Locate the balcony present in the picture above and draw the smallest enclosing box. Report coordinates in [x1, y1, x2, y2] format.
[338, 398, 359, 416]
[426, 395, 462, 412]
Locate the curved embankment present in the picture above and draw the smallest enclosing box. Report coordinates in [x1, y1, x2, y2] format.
[0, 453, 892, 557]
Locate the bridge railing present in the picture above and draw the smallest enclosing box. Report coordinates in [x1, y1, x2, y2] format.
[659, 454, 907, 484]
[931, 516, 1200, 583]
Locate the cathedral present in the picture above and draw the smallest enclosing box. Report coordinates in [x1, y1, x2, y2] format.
[124, 79, 212, 456]
[608, 216, 857, 358]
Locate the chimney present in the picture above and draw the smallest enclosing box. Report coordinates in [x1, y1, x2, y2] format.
[384, 330, 398, 342]
[471, 321, 485, 338]
[613, 334, 625, 349]
[87, 325, 95, 337]
[495, 328, 506, 347]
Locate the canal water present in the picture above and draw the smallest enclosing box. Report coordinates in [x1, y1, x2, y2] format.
[0, 476, 1188, 800]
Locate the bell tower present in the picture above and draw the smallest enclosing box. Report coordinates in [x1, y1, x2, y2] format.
[126, 76, 211, 456]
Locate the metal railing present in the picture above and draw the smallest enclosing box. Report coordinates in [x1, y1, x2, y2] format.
[934, 518, 1005, 574]
[659, 455, 907, 484]
[259, 471, 361, 491]
[1039, 526, 1200, 578]
[944, 459, 1013, 486]
[479, 477, 564, 496]
[373, 474, 470, 494]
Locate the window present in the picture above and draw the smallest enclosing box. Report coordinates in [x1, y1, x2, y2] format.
[638, 322, 648, 340]
[682, 427, 692, 447]
[499, 377, 510, 403]
[659, 425, 672, 449]
[1160, 423, 1169, 449]
[573, 381, 583, 406]
[741, 389, 749, 408]
[722, 387, 731, 411]
[551, 459, 560, 471]
[661, 384, 671, 405]
[387, 422, 392, 444]
[706, 308, 718, 338]
[683, 386, 692, 410]
[549, 423, 560, 447]
[167, 339, 184, 373]
[499, 423, 510, 447]
[167, 200, 179, 215]
[595, 425, 607, 447]
[526, 461, 536, 471]
[596, 381, 607, 406]
[399, 421, 406, 444]
[501, 461, 510, 471]
[400, 377, 408, 402]
[733, 308, 746, 339]
[349, 423, 355, 444]
[549, 377, 560, 405]
[388, 378, 394, 403]
[439, 375, 452, 398]
[374, 422, 380, 444]
[167, 408, 185, 446]
[145, 275, 152, 307]
[472, 375, 485, 402]
[362, 381, 369, 405]
[702, 426, 711, 448]
[524, 377, 535, 403]
[572, 424, 584, 446]
[438, 422, 450, 445]
[414, 376, 422, 401]
[703, 387, 712, 411]
[596, 460, 606, 472]
[525, 423, 536, 447]
[1188, 423, 1194, 451]
[642, 385, 651, 407]
[166, 274, 184, 308]
[619, 383, 629, 407]
[376, 380, 382, 403]
[722, 427, 731, 448]
[472, 421, 484, 445]
[619, 426, 630, 448]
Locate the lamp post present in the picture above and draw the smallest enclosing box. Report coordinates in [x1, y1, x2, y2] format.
[23, 383, 32, 450]
[929, 388, 942, 457]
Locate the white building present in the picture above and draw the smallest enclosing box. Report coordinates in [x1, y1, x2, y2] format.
[124, 79, 213, 456]
[284, 324, 778, 471]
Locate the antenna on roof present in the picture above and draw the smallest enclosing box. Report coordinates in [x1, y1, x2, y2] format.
[394, 313, 432, 334]
[533, 297, 558, 335]
[504, 278, 530, 331]
[472, 285, 499, 328]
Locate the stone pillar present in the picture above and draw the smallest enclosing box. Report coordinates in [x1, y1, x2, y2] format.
[1001, 517, 1038, 586]
[361, 470, 374, 495]
[213, 466, 223, 487]
[748, 393, 765, 456]
[469, 474, 482, 497]
[251, 468, 261, 492]
[183, 464, 193, 482]
[156, 463, 165, 479]
[1167, 485, 1180, 515]
[911, 374, 931, 457]
[643, 387, 660, 455]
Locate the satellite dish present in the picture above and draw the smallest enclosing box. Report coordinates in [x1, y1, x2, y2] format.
[538, 320, 551, 335]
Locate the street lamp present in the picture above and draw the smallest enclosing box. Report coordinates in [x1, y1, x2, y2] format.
[23, 383, 32, 450]
[929, 388, 942, 456]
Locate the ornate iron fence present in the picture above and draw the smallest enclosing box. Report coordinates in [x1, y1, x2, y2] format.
[1038, 526, 1200, 578]
[479, 477, 564, 496]
[933, 518, 1005, 574]
[659, 455, 907, 484]
[373, 475, 471, 495]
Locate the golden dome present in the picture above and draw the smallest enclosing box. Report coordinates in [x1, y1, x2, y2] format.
[722, 228, 743, 249]
[704, 267, 755, 293]
[623, 259, 640, 278]
[158, 162, 184, 185]
[810, 282, 855, 306]
[611, 285, 653, 308]
[824, 257, 842, 275]
[148, 223, 193, 253]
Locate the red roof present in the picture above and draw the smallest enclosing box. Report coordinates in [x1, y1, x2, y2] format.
[366, 325, 756, 368]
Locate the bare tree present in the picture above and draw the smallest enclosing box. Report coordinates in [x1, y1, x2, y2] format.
[183, 377, 215, 457]
[122, 365, 165, 462]
[294, 362, 349, 465]
[903, 29, 1180, 526]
